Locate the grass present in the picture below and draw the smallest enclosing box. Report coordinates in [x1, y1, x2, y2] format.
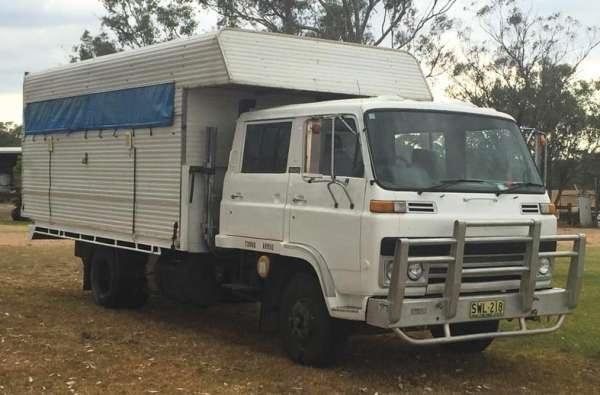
[0, 204, 22, 226]
[0, 219, 29, 226]
[501, 247, 600, 360]
[0, 226, 599, 394]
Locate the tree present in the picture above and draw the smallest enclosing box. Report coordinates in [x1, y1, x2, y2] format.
[209, 0, 454, 44]
[0, 123, 21, 147]
[72, 0, 458, 77]
[70, 30, 120, 62]
[71, 0, 200, 61]
[209, 0, 458, 77]
[101, 0, 199, 48]
[448, 0, 600, 202]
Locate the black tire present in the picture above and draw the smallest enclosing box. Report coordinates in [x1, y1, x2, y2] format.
[431, 320, 499, 353]
[90, 248, 148, 309]
[279, 272, 348, 367]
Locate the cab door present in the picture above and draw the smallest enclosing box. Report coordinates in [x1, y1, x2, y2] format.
[220, 120, 293, 241]
[287, 116, 367, 274]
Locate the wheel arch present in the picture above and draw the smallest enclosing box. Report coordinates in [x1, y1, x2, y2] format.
[280, 242, 337, 298]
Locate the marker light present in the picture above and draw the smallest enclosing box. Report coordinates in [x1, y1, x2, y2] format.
[257, 255, 271, 279]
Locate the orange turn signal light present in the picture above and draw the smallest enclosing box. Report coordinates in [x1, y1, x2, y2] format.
[540, 203, 557, 215]
[370, 200, 407, 213]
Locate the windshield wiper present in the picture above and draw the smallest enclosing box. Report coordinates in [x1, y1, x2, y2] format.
[496, 182, 545, 196]
[417, 179, 491, 195]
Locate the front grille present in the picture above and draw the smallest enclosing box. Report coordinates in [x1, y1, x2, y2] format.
[380, 238, 556, 256]
[428, 253, 524, 284]
[380, 238, 556, 295]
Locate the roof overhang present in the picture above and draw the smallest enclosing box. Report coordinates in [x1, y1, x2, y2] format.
[24, 29, 432, 104]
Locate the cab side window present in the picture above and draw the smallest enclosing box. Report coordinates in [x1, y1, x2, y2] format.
[242, 121, 292, 173]
[305, 117, 363, 178]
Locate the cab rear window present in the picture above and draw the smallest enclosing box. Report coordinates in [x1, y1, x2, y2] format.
[242, 122, 292, 173]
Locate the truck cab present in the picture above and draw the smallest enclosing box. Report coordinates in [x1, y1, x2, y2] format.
[216, 97, 585, 364]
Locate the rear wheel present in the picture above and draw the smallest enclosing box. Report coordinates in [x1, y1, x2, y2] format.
[431, 320, 499, 353]
[279, 272, 348, 367]
[10, 206, 21, 221]
[90, 248, 148, 309]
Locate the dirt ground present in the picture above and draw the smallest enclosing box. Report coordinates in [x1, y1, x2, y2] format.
[1, 205, 599, 394]
[0, 204, 70, 247]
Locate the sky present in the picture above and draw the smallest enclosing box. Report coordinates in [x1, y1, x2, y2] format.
[1, 0, 599, 124]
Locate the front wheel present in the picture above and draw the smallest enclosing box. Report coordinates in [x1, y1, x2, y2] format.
[431, 320, 499, 353]
[279, 273, 348, 367]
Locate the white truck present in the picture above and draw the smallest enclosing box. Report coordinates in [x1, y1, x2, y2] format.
[22, 29, 585, 366]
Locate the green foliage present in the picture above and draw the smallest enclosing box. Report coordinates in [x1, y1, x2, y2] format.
[70, 30, 119, 62]
[209, 0, 454, 44]
[211, 0, 316, 35]
[0, 123, 22, 147]
[209, 0, 458, 77]
[72, 0, 458, 77]
[101, 0, 199, 48]
[502, 247, 600, 359]
[448, 0, 600, 197]
[71, 0, 200, 61]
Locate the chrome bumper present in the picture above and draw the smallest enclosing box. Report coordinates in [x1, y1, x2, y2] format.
[366, 220, 586, 344]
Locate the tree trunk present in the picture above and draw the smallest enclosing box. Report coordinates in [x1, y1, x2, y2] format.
[553, 188, 563, 206]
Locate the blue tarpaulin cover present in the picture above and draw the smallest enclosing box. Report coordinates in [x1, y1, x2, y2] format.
[24, 83, 175, 134]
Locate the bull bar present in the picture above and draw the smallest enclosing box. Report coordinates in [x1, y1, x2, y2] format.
[365, 220, 586, 345]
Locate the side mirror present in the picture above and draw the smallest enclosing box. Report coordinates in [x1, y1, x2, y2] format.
[522, 126, 547, 186]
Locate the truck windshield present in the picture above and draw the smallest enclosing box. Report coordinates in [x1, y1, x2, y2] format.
[365, 110, 544, 193]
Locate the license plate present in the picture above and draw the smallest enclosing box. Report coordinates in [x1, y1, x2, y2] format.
[469, 300, 505, 319]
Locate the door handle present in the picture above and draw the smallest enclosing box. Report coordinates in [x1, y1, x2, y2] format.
[292, 195, 307, 204]
[231, 192, 243, 200]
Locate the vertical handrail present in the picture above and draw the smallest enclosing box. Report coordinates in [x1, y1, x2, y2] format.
[131, 145, 137, 235]
[567, 234, 586, 307]
[205, 126, 218, 250]
[388, 238, 410, 324]
[47, 137, 53, 223]
[520, 221, 541, 311]
[445, 221, 466, 318]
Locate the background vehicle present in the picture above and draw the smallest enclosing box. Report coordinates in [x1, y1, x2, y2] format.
[0, 146, 22, 220]
[21, 29, 585, 366]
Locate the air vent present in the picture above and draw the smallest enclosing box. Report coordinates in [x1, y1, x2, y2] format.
[407, 201, 436, 213]
[521, 203, 540, 214]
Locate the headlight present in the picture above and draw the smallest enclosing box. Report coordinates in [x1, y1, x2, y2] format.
[407, 263, 424, 281]
[382, 260, 425, 286]
[538, 257, 551, 275]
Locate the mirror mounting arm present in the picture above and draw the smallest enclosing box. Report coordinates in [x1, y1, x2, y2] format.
[327, 179, 355, 210]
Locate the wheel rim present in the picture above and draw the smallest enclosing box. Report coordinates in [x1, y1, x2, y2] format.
[95, 259, 111, 294]
[289, 298, 314, 342]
